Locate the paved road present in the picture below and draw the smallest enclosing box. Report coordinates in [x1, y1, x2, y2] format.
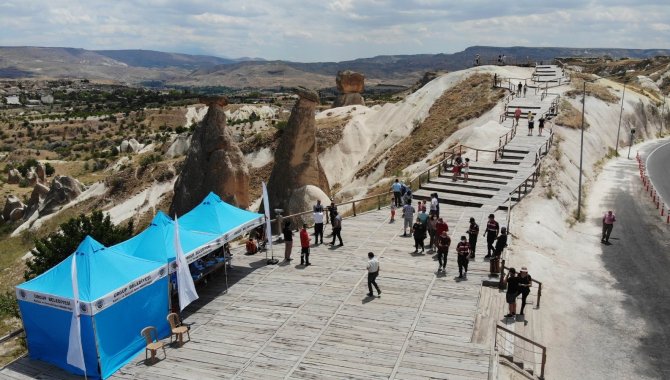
[647, 139, 670, 208]
[597, 141, 670, 379]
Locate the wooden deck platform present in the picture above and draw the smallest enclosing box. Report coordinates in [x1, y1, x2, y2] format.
[2, 207, 503, 380]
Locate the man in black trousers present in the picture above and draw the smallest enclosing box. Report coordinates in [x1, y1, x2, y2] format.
[483, 213, 499, 258]
[366, 252, 381, 297]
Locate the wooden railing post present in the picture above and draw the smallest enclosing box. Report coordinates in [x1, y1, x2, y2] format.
[475, 150, 479, 162]
[540, 347, 547, 379]
[352, 201, 357, 216]
[377, 195, 381, 210]
[537, 282, 542, 308]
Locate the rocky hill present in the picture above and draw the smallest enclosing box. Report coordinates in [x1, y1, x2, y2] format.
[3, 46, 670, 88]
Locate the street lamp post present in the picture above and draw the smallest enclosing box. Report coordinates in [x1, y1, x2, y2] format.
[577, 81, 586, 220]
[615, 83, 626, 156]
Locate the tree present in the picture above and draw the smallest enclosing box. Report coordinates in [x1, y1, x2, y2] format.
[24, 211, 134, 280]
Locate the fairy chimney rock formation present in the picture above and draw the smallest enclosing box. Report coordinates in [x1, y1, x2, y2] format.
[171, 97, 249, 216]
[266, 87, 330, 216]
[333, 70, 366, 108]
[39, 176, 84, 216]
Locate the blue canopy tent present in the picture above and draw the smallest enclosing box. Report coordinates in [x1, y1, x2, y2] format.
[179, 192, 265, 261]
[16, 236, 169, 379]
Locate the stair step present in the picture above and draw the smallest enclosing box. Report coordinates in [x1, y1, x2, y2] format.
[419, 185, 495, 199]
[494, 160, 521, 166]
[499, 154, 525, 160]
[413, 191, 484, 208]
[436, 176, 508, 186]
[500, 148, 530, 154]
[469, 166, 519, 174]
[421, 181, 500, 191]
[438, 170, 514, 180]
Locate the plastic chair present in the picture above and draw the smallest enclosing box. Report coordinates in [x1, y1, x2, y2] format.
[141, 326, 166, 364]
[167, 313, 190, 346]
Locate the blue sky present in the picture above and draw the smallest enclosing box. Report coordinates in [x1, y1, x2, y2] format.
[1, 0, 669, 62]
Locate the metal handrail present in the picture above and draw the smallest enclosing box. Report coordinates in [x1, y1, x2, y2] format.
[495, 324, 547, 379]
[0, 328, 23, 345]
[500, 263, 543, 308]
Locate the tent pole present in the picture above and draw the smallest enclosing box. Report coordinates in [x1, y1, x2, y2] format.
[224, 260, 229, 293]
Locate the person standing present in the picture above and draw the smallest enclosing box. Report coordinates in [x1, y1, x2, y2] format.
[282, 221, 293, 261]
[418, 208, 429, 228]
[517, 82, 523, 98]
[412, 217, 426, 253]
[390, 198, 397, 222]
[456, 236, 470, 279]
[527, 111, 534, 136]
[518, 267, 532, 315]
[300, 224, 311, 266]
[313, 199, 324, 213]
[313, 209, 324, 245]
[327, 201, 338, 227]
[463, 158, 470, 182]
[523, 83, 527, 97]
[503, 268, 520, 318]
[453, 153, 463, 181]
[330, 211, 343, 246]
[417, 200, 427, 213]
[538, 116, 545, 136]
[467, 217, 479, 258]
[402, 201, 416, 237]
[491, 227, 507, 275]
[392, 179, 403, 207]
[429, 193, 439, 217]
[483, 213, 499, 258]
[436, 230, 451, 273]
[427, 214, 438, 251]
[514, 106, 522, 127]
[602, 210, 616, 243]
[367, 252, 381, 297]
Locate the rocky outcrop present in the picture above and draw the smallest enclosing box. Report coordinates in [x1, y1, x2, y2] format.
[39, 175, 84, 216]
[2, 195, 26, 222]
[35, 162, 46, 182]
[333, 70, 366, 108]
[286, 185, 331, 226]
[7, 169, 21, 185]
[25, 182, 50, 217]
[26, 170, 37, 186]
[165, 134, 191, 158]
[171, 96, 250, 216]
[119, 138, 142, 153]
[266, 88, 330, 216]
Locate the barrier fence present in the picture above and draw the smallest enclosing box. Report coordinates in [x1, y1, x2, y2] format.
[636, 152, 670, 223]
[495, 324, 547, 379]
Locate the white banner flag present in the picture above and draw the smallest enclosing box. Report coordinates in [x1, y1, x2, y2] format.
[175, 216, 199, 311]
[262, 182, 272, 251]
[66, 253, 86, 374]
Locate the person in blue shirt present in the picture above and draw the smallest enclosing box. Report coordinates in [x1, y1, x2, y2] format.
[391, 179, 403, 207]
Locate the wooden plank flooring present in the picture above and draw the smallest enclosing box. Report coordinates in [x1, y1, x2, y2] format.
[2, 207, 501, 380]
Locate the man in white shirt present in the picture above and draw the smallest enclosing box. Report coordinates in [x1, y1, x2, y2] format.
[313, 211, 324, 245]
[366, 252, 381, 297]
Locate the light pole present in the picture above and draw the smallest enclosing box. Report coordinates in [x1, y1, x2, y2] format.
[615, 83, 626, 156]
[577, 81, 586, 220]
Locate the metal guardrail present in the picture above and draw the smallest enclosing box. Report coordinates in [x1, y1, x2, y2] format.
[499, 263, 543, 308]
[495, 324, 547, 379]
[0, 328, 23, 345]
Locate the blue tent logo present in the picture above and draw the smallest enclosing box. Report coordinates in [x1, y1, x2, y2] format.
[19, 290, 26, 299]
[79, 303, 87, 313]
[96, 300, 104, 310]
[159, 268, 166, 277]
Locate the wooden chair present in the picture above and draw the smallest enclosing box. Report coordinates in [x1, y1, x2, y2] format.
[141, 326, 166, 364]
[167, 313, 190, 346]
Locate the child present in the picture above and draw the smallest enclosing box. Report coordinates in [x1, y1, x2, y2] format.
[463, 158, 470, 182]
[390, 198, 396, 222]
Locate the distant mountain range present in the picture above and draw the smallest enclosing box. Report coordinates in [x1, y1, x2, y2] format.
[1, 46, 669, 89]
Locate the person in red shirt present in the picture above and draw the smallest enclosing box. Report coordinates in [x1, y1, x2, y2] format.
[601, 210, 616, 244]
[435, 217, 449, 239]
[300, 224, 311, 266]
[456, 236, 470, 279]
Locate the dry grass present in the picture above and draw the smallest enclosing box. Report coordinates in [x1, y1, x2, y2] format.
[248, 162, 273, 202]
[316, 113, 352, 153]
[239, 129, 280, 155]
[382, 73, 504, 176]
[566, 77, 620, 104]
[555, 99, 589, 129]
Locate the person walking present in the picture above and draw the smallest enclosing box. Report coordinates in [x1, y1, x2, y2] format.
[418, 208, 429, 228]
[517, 82, 523, 98]
[602, 210, 616, 243]
[282, 221, 293, 261]
[467, 217, 479, 258]
[392, 179, 403, 207]
[300, 224, 311, 266]
[436, 217, 449, 238]
[327, 201, 338, 228]
[456, 236, 470, 279]
[330, 211, 343, 246]
[367, 252, 381, 297]
[412, 217, 426, 253]
[527, 111, 534, 136]
[518, 267, 532, 316]
[483, 214, 499, 258]
[427, 214, 438, 251]
[538, 116, 545, 136]
[436, 230, 451, 272]
[503, 268, 520, 318]
[402, 201, 416, 236]
[491, 227, 507, 275]
[390, 198, 397, 222]
[514, 107, 522, 127]
[463, 158, 470, 182]
[417, 200, 427, 213]
[313, 209, 324, 245]
[523, 83, 527, 97]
